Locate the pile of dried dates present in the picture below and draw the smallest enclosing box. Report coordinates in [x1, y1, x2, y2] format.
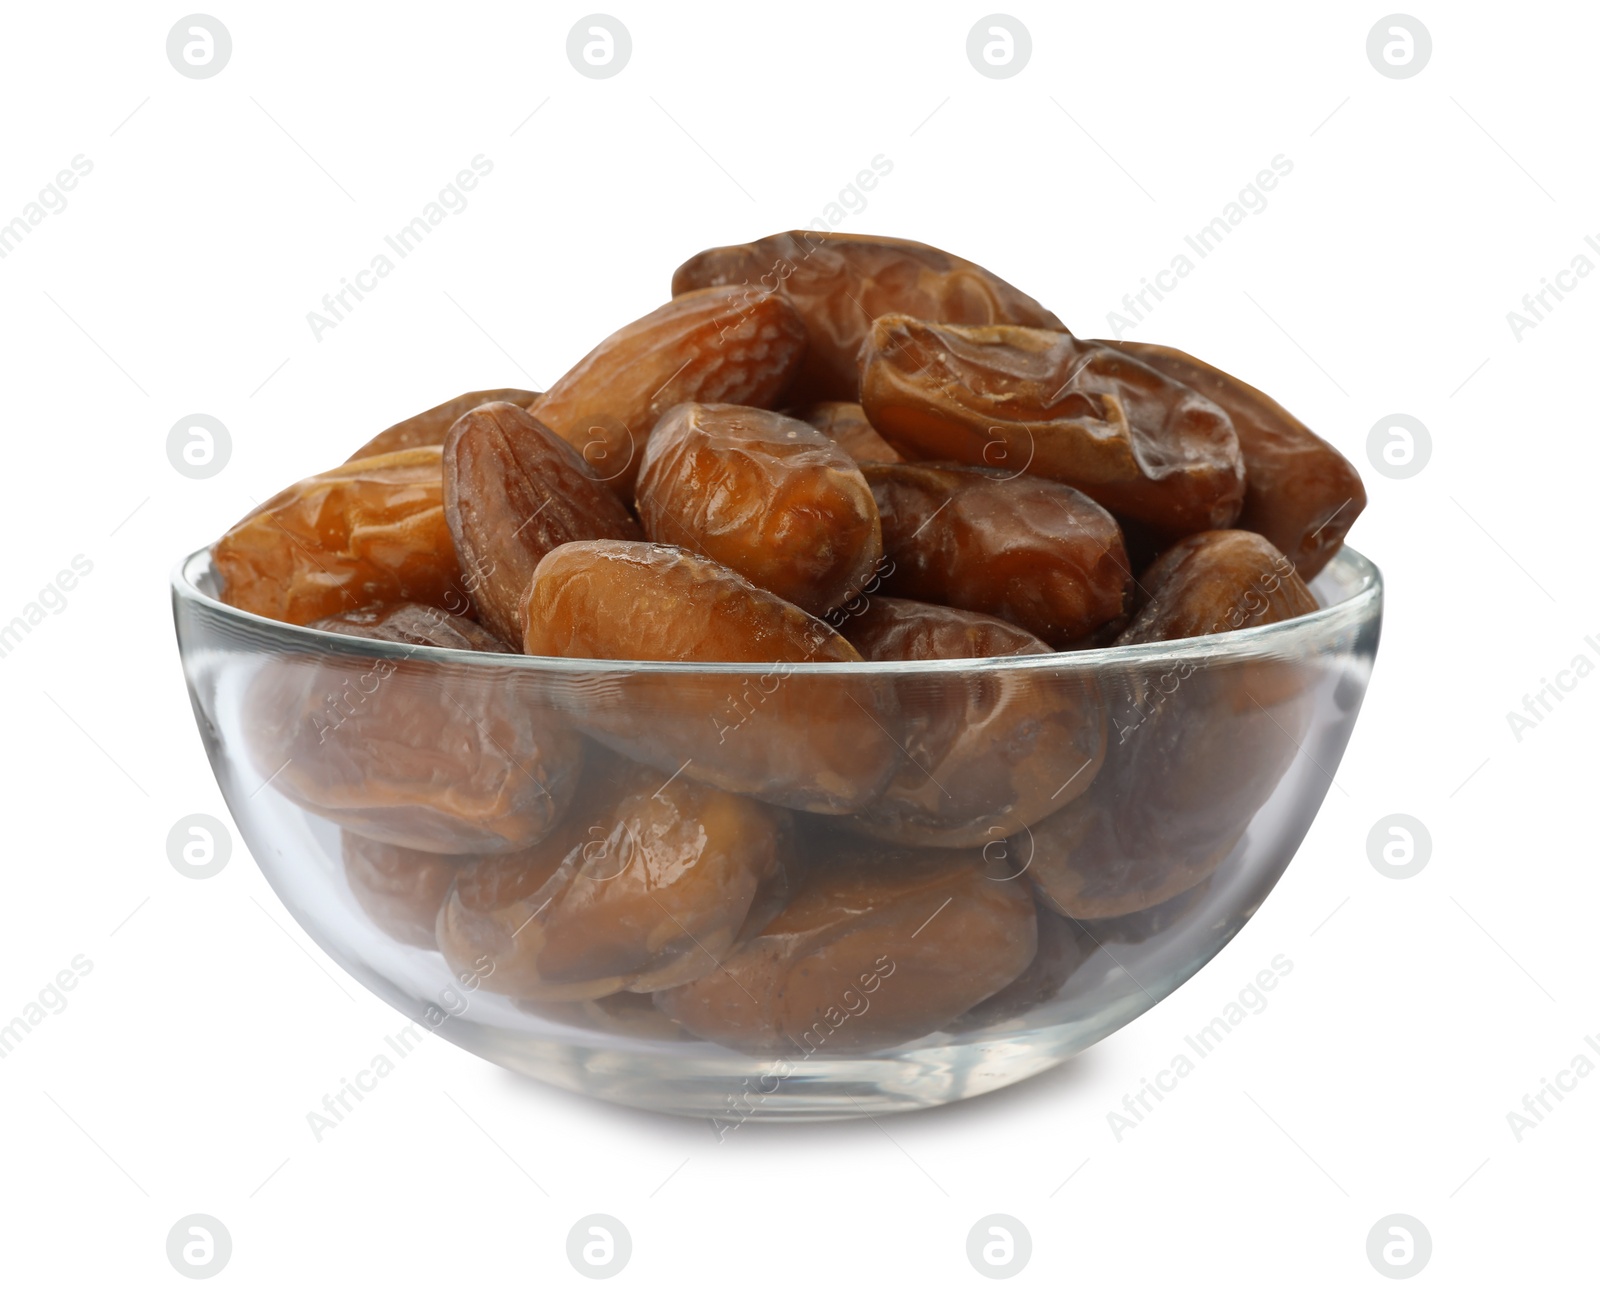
[214, 231, 1364, 1057]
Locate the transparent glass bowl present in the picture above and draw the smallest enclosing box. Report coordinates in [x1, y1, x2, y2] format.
[171, 546, 1381, 1120]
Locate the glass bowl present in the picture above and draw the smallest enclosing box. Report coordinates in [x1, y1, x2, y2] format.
[171, 545, 1380, 1120]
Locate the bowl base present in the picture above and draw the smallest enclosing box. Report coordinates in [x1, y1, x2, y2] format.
[447, 1019, 1086, 1121]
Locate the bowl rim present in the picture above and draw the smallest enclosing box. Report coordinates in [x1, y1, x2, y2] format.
[172, 543, 1382, 677]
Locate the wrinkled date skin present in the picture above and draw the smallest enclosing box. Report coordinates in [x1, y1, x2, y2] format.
[1024, 533, 1317, 917]
[1119, 530, 1319, 645]
[341, 831, 465, 949]
[794, 401, 903, 464]
[347, 388, 540, 462]
[246, 605, 584, 854]
[436, 752, 791, 1000]
[671, 231, 1064, 404]
[522, 540, 901, 814]
[860, 317, 1246, 538]
[655, 837, 1038, 1054]
[315, 602, 511, 652]
[838, 597, 1105, 847]
[635, 402, 883, 617]
[530, 286, 807, 501]
[444, 402, 642, 645]
[1109, 342, 1366, 578]
[864, 462, 1131, 647]
[214, 448, 461, 625]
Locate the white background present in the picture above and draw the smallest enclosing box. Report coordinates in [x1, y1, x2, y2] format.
[1, 1, 1594, 1288]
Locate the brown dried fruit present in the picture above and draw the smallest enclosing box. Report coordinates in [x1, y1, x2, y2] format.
[1109, 342, 1365, 578]
[314, 603, 511, 652]
[530, 287, 807, 500]
[838, 597, 1105, 846]
[1023, 683, 1300, 919]
[436, 752, 791, 999]
[864, 462, 1131, 647]
[1074, 876, 1215, 946]
[346, 388, 540, 461]
[521, 540, 901, 814]
[1024, 534, 1317, 918]
[671, 231, 1064, 403]
[655, 837, 1037, 1054]
[860, 317, 1246, 537]
[213, 448, 460, 626]
[794, 401, 903, 464]
[1118, 530, 1319, 645]
[245, 632, 584, 854]
[955, 906, 1093, 1028]
[341, 832, 465, 949]
[443, 402, 642, 645]
[635, 402, 883, 616]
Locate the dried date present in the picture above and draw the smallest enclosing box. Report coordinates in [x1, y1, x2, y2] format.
[443, 402, 641, 645]
[213, 447, 460, 625]
[839, 597, 1105, 847]
[1109, 342, 1365, 578]
[245, 619, 584, 854]
[672, 231, 1063, 403]
[635, 402, 882, 616]
[860, 317, 1246, 537]
[530, 287, 806, 500]
[793, 401, 903, 464]
[521, 540, 901, 814]
[655, 836, 1037, 1054]
[863, 462, 1131, 647]
[347, 388, 540, 461]
[436, 751, 791, 999]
